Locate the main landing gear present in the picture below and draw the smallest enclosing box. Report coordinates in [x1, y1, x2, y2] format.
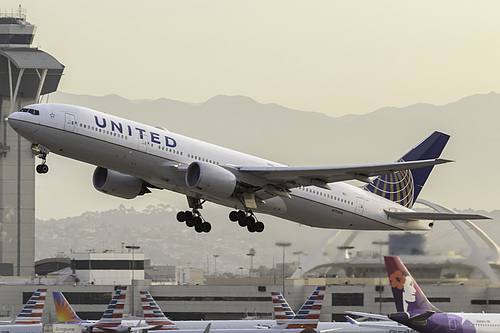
[32, 144, 50, 174]
[229, 210, 265, 233]
[177, 197, 211, 233]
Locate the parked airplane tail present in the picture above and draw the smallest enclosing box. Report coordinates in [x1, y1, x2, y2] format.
[139, 291, 178, 330]
[281, 286, 326, 330]
[52, 291, 86, 323]
[365, 131, 450, 208]
[14, 289, 47, 324]
[384, 256, 441, 313]
[271, 291, 295, 325]
[94, 286, 127, 329]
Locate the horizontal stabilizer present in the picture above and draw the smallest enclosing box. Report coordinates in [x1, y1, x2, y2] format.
[344, 311, 390, 321]
[389, 311, 436, 326]
[384, 210, 491, 221]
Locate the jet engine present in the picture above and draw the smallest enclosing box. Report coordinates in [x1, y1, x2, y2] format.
[92, 167, 150, 199]
[185, 161, 237, 198]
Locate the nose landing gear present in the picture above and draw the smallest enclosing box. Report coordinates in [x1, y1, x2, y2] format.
[32, 144, 50, 174]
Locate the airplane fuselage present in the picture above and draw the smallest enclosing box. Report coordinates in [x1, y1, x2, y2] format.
[8, 104, 431, 231]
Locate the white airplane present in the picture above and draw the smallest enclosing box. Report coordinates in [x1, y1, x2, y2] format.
[0, 288, 46, 333]
[7, 104, 488, 233]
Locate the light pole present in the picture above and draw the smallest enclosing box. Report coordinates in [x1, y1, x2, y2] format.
[276, 242, 291, 295]
[337, 246, 354, 278]
[213, 254, 219, 277]
[247, 248, 256, 276]
[372, 241, 389, 314]
[126, 244, 140, 317]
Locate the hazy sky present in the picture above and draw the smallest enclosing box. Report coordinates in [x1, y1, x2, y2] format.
[3, 1, 500, 117]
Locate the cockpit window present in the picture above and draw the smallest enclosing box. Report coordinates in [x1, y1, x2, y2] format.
[19, 108, 40, 116]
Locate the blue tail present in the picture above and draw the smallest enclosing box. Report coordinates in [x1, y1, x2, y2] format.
[364, 131, 450, 208]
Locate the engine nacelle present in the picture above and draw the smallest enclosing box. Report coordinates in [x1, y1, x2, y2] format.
[185, 162, 237, 198]
[92, 167, 150, 199]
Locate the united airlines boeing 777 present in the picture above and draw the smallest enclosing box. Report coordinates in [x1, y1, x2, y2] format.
[7, 104, 487, 233]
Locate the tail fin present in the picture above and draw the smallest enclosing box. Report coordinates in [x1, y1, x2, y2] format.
[140, 291, 178, 330]
[271, 291, 295, 325]
[282, 286, 326, 330]
[384, 256, 440, 313]
[365, 131, 450, 208]
[94, 286, 127, 329]
[14, 288, 47, 324]
[52, 292, 86, 323]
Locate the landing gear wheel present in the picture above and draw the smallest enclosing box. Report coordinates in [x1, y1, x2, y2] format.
[36, 164, 49, 174]
[247, 224, 256, 233]
[254, 221, 265, 233]
[202, 222, 211, 233]
[229, 211, 239, 222]
[238, 218, 247, 227]
[244, 216, 255, 227]
[177, 211, 186, 222]
[186, 219, 194, 227]
[192, 216, 203, 227]
[195, 223, 204, 233]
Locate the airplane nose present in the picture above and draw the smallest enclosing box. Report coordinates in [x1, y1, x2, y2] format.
[7, 112, 21, 129]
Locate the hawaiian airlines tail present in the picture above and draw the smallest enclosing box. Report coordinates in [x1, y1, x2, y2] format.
[280, 286, 326, 330]
[271, 291, 295, 325]
[13, 289, 47, 324]
[52, 291, 87, 323]
[384, 256, 440, 314]
[139, 291, 178, 330]
[365, 131, 449, 209]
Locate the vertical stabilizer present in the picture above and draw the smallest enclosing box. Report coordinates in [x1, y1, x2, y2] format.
[94, 286, 127, 329]
[52, 292, 86, 323]
[140, 291, 178, 330]
[365, 131, 450, 208]
[271, 291, 295, 325]
[384, 256, 440, 313]
[14, 288, 47, 324]
[282, 286, 326, 330]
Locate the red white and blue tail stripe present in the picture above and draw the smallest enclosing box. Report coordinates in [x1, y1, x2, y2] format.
[94, 286, 127, 329]
[282, 286, 326, 330]
[14, 288, 47, 324]
[140, 291, 178, 330]
[271, 291, 295, 325]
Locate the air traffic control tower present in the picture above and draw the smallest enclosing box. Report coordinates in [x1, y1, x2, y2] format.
[0, 7, 64, 276]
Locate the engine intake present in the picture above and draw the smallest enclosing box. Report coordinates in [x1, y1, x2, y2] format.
[93, 167, 150, 199]
[186, 162, 237, 198]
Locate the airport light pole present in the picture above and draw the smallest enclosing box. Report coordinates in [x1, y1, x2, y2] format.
[337, 246, 354, 278]
[247, 248, 256, 277]
[276, 242, 291, 295]
[372, 241, 389, 314]
[213, 254, 219, 277]
[126, 244, 140, 317]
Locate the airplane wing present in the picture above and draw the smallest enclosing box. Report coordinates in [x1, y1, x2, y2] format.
[237, 158, 451, 196]
[384, 210, 491, 221]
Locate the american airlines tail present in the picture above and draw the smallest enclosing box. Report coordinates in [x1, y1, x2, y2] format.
[271, 291, 295, 325]
[52, 291, 87, 323]
[365, 131, 450, 208]
[279, 286, 326, 330]
[139, 291, 178, 330]
[14, 289, 47, 324]
[93, 286, 127, 330]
